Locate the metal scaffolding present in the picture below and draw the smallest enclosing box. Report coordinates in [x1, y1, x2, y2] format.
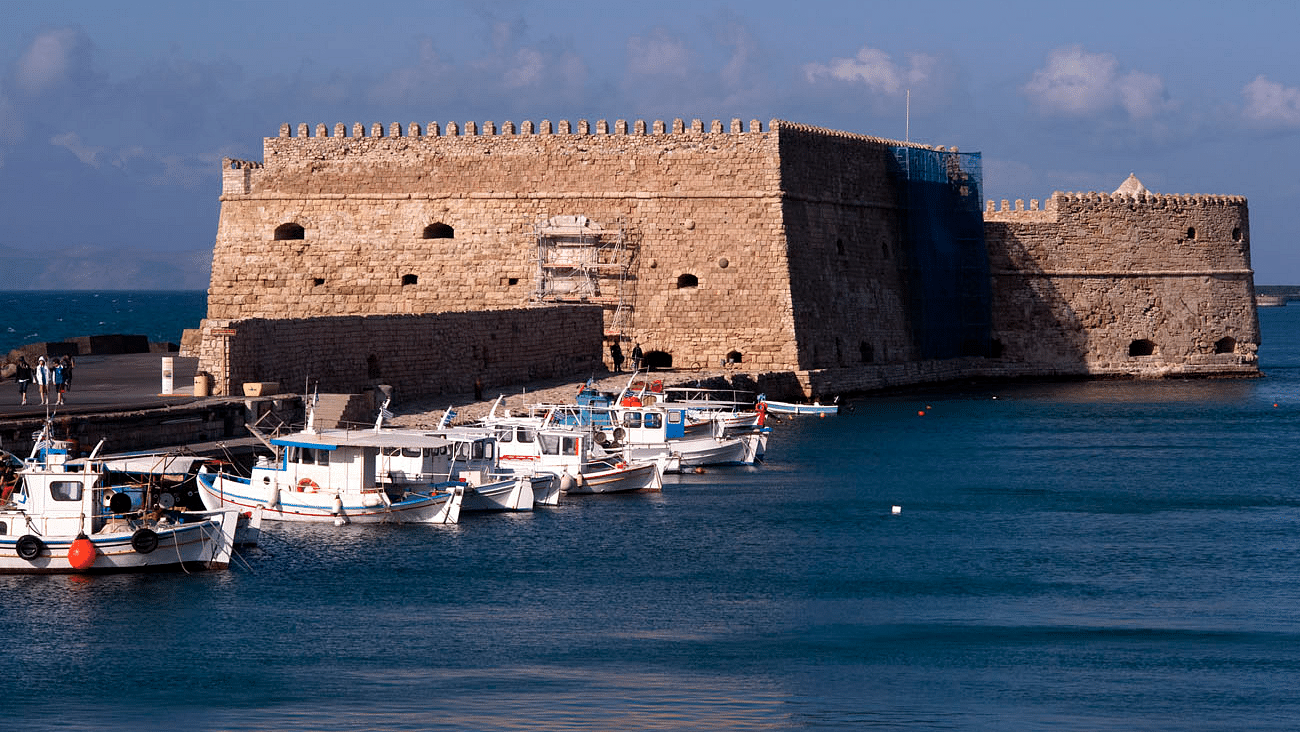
[532, 215, 638, 336]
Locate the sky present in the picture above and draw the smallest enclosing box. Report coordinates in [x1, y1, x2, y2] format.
[1, 0, 1297, 289]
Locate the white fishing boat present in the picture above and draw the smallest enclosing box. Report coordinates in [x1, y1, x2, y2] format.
[377, 429, 551, 511]
[560, 381, 769, 469]
[0, 424, 240, 574]
[481, 406, 663, 494]
[758, 395, 840, 415]
[195, 428, 464, 524]
[94, 450, 264, 545]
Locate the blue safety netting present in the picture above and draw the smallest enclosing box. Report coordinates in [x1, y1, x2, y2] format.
[887, 146, 991, 360]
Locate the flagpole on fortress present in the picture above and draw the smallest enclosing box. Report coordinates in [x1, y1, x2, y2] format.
[905, 89, 910, 143]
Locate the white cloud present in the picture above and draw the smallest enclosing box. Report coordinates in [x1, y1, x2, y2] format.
[1241, 75, 1300, 127]
[15, 28, 90, 93]
[803, 46, 934, 97]
[504, 48, 545, 88]
[50, 131, 103, 167]
[1023, 45, 1169, 119]
[627, 30, 690, 77]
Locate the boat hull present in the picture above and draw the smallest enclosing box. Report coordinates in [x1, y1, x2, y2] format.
[197, 472, 462, 524]
[0, 510, 239, 574]
[761, 400, 839, 415]
[561, 461, 661, 494]
[458, 476, 534, 512]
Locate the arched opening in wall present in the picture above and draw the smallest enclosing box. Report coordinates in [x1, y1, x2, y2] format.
[1186, 227, 1196, 240]
[1232, 227, 1243, 242]
[401, 274, 418, 286]
[836, 238, 845, 255]
[676, 274, 699, 289]
[1214, 337, 1237, 354]
[366, 354, 381, 379]
[860, 341, 874, 364]
[1129, 339, 1157, 357]
[644, 350, 673, 370]
[725, 350, 743, 365]
[989, 340, 1004, 358]
[960, 339, 985, 357]
[275, 222, 305, 240]
[423, 223, 454, 239]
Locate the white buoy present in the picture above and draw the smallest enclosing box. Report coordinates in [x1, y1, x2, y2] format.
[891, 505, 902, 514]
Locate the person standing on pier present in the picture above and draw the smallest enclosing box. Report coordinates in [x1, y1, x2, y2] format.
[53, 358, 66, 406]
[33, 356, 52, 405]
[610, 340, 624, 374]
[61, 355, 75, 392]
[13, 357, 32, 405]
[631, 343, 644, 372]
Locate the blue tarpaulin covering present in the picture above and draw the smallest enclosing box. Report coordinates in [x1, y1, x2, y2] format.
[888, 146, 992, 359]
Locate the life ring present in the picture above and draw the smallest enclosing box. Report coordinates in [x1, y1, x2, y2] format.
[297, 478, 319, 493]
[15, 534, 43, 561]
[131, 528, 159, 554]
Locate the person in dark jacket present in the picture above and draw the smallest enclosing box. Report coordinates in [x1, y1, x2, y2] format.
[13, 357, 32, 405]
[610, 341, 624, 373]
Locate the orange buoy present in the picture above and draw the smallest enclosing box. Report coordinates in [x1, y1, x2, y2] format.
[917, 410, 925, 416]
[68, 534, 96, 570]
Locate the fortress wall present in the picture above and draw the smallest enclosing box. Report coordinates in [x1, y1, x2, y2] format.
[208, 119, 801, 374]
[194, 306, 603, 398]
[774, 124, 917, 369]
[985, 192, 1258, 374]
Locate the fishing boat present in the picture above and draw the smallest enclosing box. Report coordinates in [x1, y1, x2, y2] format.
[566, 382, 769, 469]
[195, 427, 464, 524]
[377, 428, 556, 511]
[758, 394, 840, 416]
[480, 406, 663, 494]
[0, 425, 240, 574]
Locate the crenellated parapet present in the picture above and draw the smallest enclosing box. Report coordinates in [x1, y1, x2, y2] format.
[986, 190, 1248, 222]
[274, 118, 775, 139]
[221, 157, 264, 196]
[264, 117, 961, 152]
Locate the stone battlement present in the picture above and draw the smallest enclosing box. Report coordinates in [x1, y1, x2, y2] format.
[986, 190, 1247, 221]
[265, 117, 944, 151]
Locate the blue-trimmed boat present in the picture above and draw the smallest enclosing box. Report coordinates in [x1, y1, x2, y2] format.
[0, 422, 240, 574]
[196, 427, 464, 524]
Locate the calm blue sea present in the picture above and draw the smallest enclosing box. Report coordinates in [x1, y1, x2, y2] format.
[4, 302, 1300, 730]
[0, 290, 207, 354]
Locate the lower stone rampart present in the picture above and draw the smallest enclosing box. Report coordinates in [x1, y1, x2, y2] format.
[194, 306, 604, 402]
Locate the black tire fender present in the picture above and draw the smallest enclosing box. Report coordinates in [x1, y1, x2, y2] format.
[131, 528, 159, 554]
[15, 534, 43, 561]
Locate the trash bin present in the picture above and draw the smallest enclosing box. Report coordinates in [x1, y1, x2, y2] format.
[194, 373, 210, 397]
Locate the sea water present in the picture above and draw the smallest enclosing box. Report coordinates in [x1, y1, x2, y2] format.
[0, 290, 207, 354]
[3, 304, 1300, 730]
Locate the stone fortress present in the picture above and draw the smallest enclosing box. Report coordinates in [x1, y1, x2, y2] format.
[193, 117, 1258, 401]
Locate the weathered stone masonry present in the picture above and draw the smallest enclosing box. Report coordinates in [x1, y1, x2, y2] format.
[985, 192, 1257, 376]
[198, 117, 1258, 398]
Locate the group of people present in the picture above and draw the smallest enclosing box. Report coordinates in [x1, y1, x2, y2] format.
[609, 341, 643, 374]
[12, 355, 74, 406]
